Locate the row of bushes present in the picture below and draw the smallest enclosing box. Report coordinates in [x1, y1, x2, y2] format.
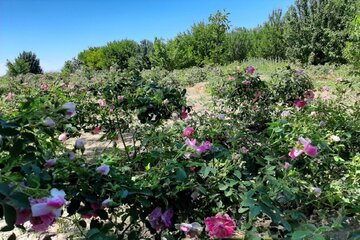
[0, 65, 359, 239]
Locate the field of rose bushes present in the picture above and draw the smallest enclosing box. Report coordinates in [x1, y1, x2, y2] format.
[0, 63, 359, 239]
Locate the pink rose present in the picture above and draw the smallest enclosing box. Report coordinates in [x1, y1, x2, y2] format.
[75, 138, 86, 150]
[5, 92, 15, 101]
[196, 141, 212, 154]
[96, 164, 110, 175]
[283, 162, 291, 169]
[92, 126, 102, 134]
[182, 127, 195, 138]
[205, 213, 236, 238]
[29, 188, 66, 231]
[245, 66, 256, 75]
[62, 102, 76, 119]
[313, 187, 322, 197]
[281, 111, 291, 117]
[240, 146, 249, 154]
[68, 151, 76, 160]
[30, 212, 56, 232]
[294, 99, 306, 108]
[176, 222, 203, 238]
[253, 90, 262, 102]
[148, 207, 174, 231]
[322, 86, 329, 92]
[16, 208, 31, 225]
[242, 80, 251, 85]
[304, 90, 315, 101]
[185, 139, 197, 150]
[40, 84, 49, 90]
[181, 107, 189, 120]
[43, 117, 56, 128]
[101, 198, 112, 208]
[98, 99, 106, 107]
[58, 133, 68, 143]
[310, 111, 317, 117]
[117, 95, 124, 103]
[44, 159, 56, 168]
[289, 137, 318, 159]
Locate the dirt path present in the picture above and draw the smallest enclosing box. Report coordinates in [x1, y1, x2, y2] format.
[186, 82, 211, 112]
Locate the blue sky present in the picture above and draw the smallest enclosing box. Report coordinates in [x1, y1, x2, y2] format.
[0, 0, 294, 75]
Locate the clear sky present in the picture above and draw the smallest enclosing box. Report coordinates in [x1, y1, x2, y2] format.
[0, 0, 294, 75]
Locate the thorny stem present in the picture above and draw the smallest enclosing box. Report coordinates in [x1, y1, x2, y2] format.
[132, 128, 138, 158]
[119, 130, 131, 160]
[114, 111, 131, 161]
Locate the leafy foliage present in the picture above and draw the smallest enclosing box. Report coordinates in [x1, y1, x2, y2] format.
[343, 0, 360, 69]
[6, 51, 43, 76]
[270, 67, 314, 103]
[284, 0, 357, 64]
[72, 3, 358, 72]
[0, 65, 359, 239]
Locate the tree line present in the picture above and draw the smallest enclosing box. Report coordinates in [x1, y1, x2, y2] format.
[6, 0, 359, 76]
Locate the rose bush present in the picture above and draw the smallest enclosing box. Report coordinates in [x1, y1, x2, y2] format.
[0, 66, 359, 239]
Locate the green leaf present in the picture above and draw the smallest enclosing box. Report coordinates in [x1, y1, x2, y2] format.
[1, 225, 14, 232]
[127, 231, 139, 240]
[312, 234, 325, 240]
[3, 204, 16, 226]
[0, 128, 19, 136]
[249, 206, 261, 218]
[120, 190, 129, 198]
[86, 228, 101, 238]
[273, 127, 282, 133]
[90, 219, 103, 229]
[348, 230, 360, 240]
[40, 172, 52, 181]
[234, 170, 242, 180]
[101, 222, 115, 232]
[8, 192, 30, 208]
[246, 229, 262, 240]
[145, 163, 150, 171]
[334, 156, 344, 162]
[9, 139, 24, 157]
[291, 230, 311, 240]
[219, 184, 228, 191]
[316, 226, 332, 233]
[95, 209, 108, 220]
[0, 183, 12, 197]
[202, 166, 211, 178]
[238, 207, 249, 213]
[241, 198, 256, 207]
[139, 189, 153, 196]
[175, 167, 187, 181]
[224, 189, 233, 197]
[137, 197, 151, 208]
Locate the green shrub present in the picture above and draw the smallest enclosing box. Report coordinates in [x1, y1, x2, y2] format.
[209, 66, 273, 130]
[6, 51, 43, 76]
[270, 66, 314, 104]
